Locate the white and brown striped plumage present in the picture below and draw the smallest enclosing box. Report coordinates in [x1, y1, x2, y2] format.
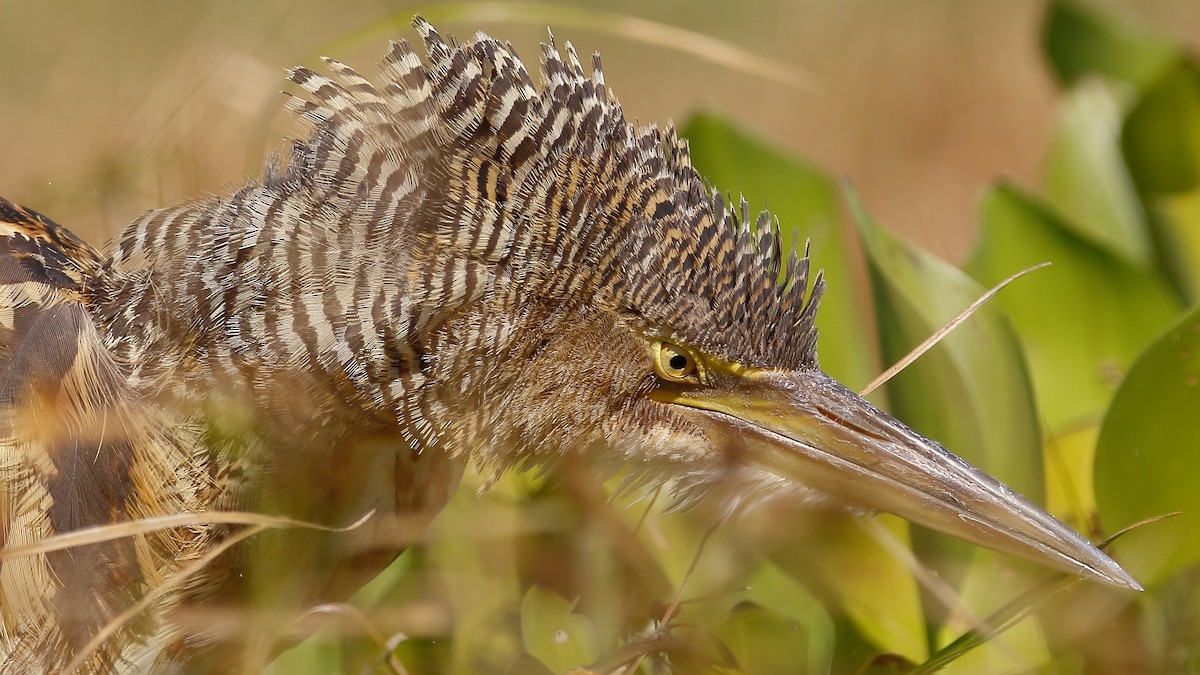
[1, 18, 822, 672]
[0, 14, 1150, 672]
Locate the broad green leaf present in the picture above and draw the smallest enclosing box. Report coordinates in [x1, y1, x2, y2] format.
[1042, 0, 1177, 90]
[851, 189, 1042, 495]
[736, 562, 835, 674]
[1095, 303, 1200, 585]
[771, 513, 927, 665]
[967, 184, 1180, 436]
[1123, 65, 1200, 301]
[682, 112, 874, 390]
[520, 585, 599, 673]
[1041, 78, 1151, 265]
[1122, 61, 1200, 195]
[506, 654, 555, 675]
[715, 603, 813, 675]
[714, 564, 834, 675]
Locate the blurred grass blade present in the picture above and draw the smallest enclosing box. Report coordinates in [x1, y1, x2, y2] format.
[1042, 0, 1177, 90]
[930, 560, 1050, 674]
[913, 573, 1078, 674]
[682, 113, 874, 390]
[0, 509, 375, 560]
[69, 525, 269, 674]
[1095, 303, 1200, 586]
[286, 604, 407, 675]
[909, 516, 1169, 675]
[916, 514, 1172, 674]
[327, 3, 814, 92]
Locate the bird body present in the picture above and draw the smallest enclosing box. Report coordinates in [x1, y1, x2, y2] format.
[0, 18, 1138, 673]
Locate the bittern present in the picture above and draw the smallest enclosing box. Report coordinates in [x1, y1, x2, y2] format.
[0, 18, 1137, 673]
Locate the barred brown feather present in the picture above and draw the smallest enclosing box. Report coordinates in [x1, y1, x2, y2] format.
[1, 17, 821, 671]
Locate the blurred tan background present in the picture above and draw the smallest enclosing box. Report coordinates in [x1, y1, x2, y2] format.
[0, 0, 1197, 262]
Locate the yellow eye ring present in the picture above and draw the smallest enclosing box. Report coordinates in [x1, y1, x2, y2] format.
[653, 341, 703, 384]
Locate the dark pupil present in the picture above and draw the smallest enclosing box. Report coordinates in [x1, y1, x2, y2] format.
[668, 353, 689, 371]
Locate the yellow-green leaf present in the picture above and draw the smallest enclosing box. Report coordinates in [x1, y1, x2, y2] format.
[968, 184, 1180, 436]
[521, 585, 599, 673]
[1095, 304, 1200, 585]
[1122, 62, 1200, 195]
[1042, 0, 1177, 90]
[771, 514, 927, 665]
[1041, 79, 1151, 265]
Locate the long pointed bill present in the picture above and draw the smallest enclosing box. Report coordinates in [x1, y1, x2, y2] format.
[652, 368, 1141, 591]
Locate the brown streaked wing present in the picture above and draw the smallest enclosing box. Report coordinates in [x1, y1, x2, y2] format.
[0, 198, 208, 671]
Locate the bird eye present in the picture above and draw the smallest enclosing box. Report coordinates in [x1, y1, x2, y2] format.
[654, 342, 700, 383]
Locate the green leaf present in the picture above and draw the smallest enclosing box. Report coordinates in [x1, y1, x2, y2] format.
[1041, 79, 1152, 265]
[850, 189, 1043, 495]
[1042, 0, 1177, 90]
[1094, 303, 1200, 586]
[681, 112, 874, 390]
[851, 188, 1044, 617]
[1121, 62, 1200, 301]
[1122, 61, 1200, 195]
[967, 184, 1181, 436]
[520, 585, 598, 673]
[1042, 425, 1102, 531]
[714, 602, 813, 675]
[735, 562, 836, 673]
[770, 514, 927, 665]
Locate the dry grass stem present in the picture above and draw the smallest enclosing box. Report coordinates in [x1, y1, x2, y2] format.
[0, 510, 376, 561]
[859, 262, 1051, 398]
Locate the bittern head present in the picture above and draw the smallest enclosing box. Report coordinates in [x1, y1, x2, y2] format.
[292, 20, 1140, 592]
[450, 198, 1140, 591]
